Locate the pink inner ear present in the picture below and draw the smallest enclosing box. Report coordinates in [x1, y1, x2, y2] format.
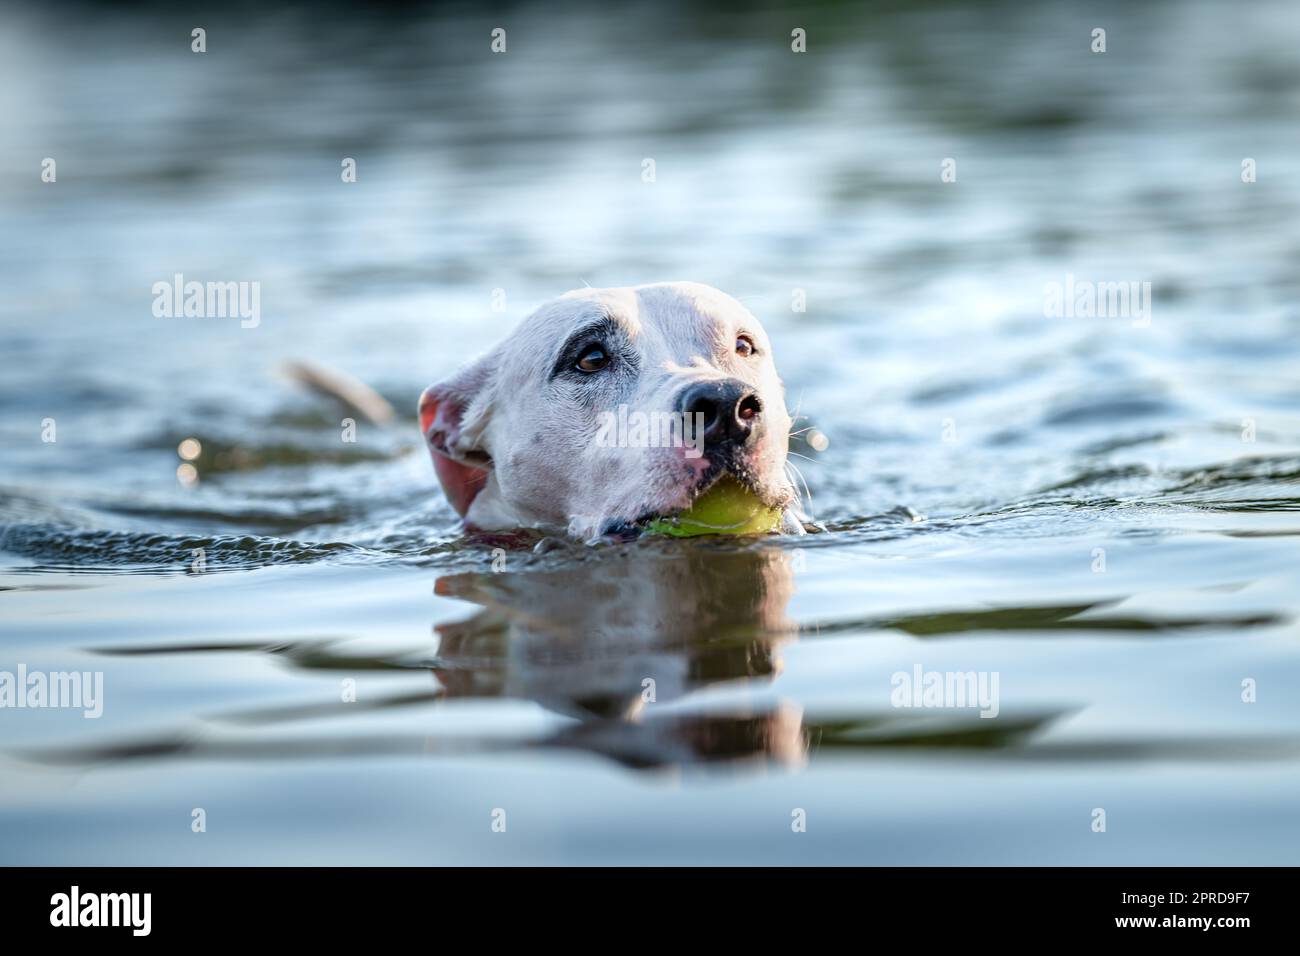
[419, 386, 490, 519]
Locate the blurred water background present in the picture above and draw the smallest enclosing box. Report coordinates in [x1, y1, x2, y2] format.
[2, 0, 1299, 864]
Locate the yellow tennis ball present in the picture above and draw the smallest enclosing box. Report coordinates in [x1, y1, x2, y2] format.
[646, 477, 783, 537]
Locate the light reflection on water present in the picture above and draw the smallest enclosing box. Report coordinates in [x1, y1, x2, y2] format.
[2, 0, 1300, 863]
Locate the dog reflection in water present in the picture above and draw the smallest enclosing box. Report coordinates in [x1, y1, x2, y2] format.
[432, 545, 806, 771]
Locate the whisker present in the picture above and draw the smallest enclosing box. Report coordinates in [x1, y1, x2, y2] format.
[785, 459, 813, 513]
[787, 391, 805, 429]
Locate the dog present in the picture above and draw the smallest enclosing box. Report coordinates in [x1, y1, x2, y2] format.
[418, 282, 805, 540]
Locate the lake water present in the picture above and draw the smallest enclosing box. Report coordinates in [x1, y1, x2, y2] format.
[2, 0, 1299, 864]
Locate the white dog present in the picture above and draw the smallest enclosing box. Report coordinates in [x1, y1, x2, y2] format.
[418, 282, 803, 540]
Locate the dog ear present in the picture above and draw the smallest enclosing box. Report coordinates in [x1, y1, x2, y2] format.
[418, 354, 497, 518]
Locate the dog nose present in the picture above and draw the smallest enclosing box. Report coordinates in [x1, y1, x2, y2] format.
[678, 379, 762, 446]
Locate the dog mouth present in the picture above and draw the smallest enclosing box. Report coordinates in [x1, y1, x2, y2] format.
[600, 458, 782, 539]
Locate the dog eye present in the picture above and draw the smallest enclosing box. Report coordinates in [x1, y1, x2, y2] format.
[735, 334, 756, 357]
[576, 346, 610, 372]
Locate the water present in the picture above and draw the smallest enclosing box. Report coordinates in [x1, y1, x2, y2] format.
[2, 0, 1299, 864]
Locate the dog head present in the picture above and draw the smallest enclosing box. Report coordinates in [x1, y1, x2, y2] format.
[418, 281, 798, 539]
